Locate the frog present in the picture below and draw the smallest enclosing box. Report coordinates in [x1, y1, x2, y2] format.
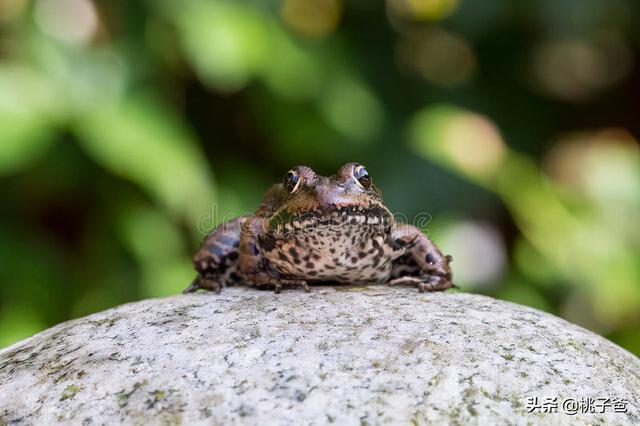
[183, 163, 454, 294]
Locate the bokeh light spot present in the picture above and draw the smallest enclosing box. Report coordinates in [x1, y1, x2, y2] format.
[440, 221, 507, 289]
[282, 0, 341, 38]
[176, 2, 270, 93]
[262, 27, 324, 101]
[410, 105, 506, 180]
[545, 129, 640, 206]
[34, 0, 98, 45]
[318, 74, 384, 142]
[531, 34, 633, 102]
[0, 0, 27, 23]
[397, 27, 476, 87]
[388, 0, 460, 21]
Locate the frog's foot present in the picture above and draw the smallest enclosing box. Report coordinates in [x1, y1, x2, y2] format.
[387, 274, 456, 293]
[272, 279, 310, 294]
[247, 270, 310, 293]
[182, 275, 222, 294]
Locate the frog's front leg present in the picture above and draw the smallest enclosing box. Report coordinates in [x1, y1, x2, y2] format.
[389, 224, 454, 292]
[238, 216, 310, 293]
[183, 217, 244, 294]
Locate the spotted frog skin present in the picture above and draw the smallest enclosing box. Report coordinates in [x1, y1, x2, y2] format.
[184, 163, 454, 294]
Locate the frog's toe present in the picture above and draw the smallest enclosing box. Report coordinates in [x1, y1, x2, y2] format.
[182, 278, 200, 294]
[387, 275, 454, 293]
[272, 279, 310, 293]
[387, 276, 422, 288]
[421, 275, 454, 292]
[182, 275, 222, 294]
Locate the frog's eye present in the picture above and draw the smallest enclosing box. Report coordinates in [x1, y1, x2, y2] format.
[352, 165, 371, 189]
[283, 169, 302, 193]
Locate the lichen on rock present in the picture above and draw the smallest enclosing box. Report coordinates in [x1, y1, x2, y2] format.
[0, 286, 639, 425]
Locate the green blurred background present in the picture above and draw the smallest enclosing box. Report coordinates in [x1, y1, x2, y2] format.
[0, 0, 639, 355]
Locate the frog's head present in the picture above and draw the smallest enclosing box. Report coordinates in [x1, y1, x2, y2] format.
[274, 163, 388, 217]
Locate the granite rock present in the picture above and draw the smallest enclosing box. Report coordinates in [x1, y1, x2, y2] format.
[1, 286, 639, 425]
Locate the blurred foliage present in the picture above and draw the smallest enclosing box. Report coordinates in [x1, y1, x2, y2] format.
[0, 0, 639, 355]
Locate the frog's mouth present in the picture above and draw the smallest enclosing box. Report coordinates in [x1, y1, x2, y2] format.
[266, 204, 393, 235]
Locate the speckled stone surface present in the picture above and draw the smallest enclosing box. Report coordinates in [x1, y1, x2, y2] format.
[1, 286, 639, 425]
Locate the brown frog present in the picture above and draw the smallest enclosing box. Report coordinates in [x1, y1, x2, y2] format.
[184, 163, 454, 294]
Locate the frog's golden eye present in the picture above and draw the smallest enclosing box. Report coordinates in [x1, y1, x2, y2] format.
[352, 164, 371, 189]
[283, 169, 302, 193]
